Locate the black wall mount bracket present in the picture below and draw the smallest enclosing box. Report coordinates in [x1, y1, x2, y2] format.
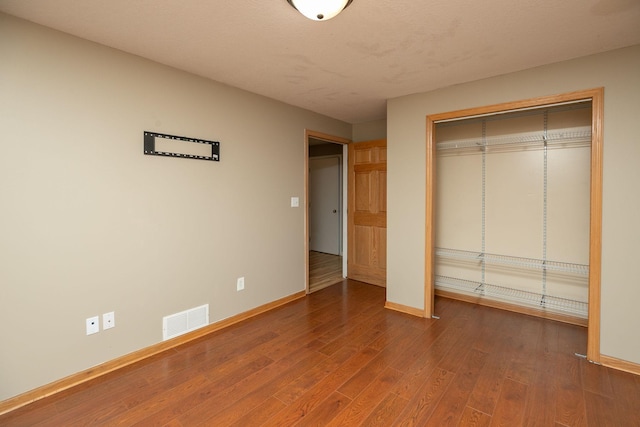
[144, 131, 220, 161]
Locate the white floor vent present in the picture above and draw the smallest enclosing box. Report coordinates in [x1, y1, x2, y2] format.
[162, 304, 209, 341]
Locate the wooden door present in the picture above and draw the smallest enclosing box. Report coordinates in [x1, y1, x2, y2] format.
[348, 139, 387, 287]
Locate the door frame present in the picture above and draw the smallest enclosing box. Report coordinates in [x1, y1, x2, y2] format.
[305, 130, 351, 294]
[425, 88, 604, 362]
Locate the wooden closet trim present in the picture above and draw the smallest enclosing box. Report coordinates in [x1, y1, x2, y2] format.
[424, 88, 604, 363]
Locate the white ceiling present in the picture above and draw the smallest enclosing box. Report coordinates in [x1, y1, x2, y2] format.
[1, 0, 639, 123]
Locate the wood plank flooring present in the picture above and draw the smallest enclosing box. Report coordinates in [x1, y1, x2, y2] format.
[2, 280, 639, 426]
[309, 251, 343, 293]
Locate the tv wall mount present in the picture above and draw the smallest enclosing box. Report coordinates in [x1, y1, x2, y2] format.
[144, 131, 220, 162]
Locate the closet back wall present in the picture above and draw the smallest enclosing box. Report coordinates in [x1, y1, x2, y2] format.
[435, 106, 591, 318]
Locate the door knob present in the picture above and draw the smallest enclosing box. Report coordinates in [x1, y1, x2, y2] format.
[333, 210, 337, 213]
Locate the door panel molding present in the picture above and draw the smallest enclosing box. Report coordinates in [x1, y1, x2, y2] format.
[348, 138, 387, 287]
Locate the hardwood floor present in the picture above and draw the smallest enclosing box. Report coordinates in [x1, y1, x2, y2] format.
[309, 251, 343, 293]
[2, 280, 639, 426]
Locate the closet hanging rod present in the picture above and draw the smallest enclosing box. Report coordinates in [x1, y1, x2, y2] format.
[434, 98, 592, 124]
[436, 129, 591, 151]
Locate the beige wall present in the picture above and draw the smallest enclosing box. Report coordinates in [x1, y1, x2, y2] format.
[0, 14, 350, 400]
[352, 119, 386, 142]
[2, 12, 638, 403]
[387, 44, 640, 365]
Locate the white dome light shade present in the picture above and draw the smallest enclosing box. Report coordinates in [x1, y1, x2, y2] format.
[287, 0, 353, 21]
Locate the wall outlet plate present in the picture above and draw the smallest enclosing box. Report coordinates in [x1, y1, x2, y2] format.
[103, 312, 115, 330]
[237, 277, 245, 291]
[86, 316, 99, 335]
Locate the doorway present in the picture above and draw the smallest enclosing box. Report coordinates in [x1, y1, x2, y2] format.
[309, 155, 341, 255]
[305, 130, 350, 293]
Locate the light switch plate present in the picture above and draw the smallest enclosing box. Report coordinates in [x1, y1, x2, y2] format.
[291, 197, 299, 207]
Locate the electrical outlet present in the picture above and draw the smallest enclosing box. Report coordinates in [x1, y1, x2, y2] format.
[103, 312, 115, 330]
[86, 316, 99, 335]
[237, 277, 245, 291]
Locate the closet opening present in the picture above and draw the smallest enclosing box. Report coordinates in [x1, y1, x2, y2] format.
[425, 88, 604, 362]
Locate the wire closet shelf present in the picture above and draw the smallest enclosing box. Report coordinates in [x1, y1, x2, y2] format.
[435, 247, 589, 276]
[436, 129, 592, 152]
[434, 274, 588, 317]
[435, 247, 589, 318]
[433, 100, 592, 320]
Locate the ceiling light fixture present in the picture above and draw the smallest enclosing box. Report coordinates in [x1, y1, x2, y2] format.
[286, 0, 353, 21]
